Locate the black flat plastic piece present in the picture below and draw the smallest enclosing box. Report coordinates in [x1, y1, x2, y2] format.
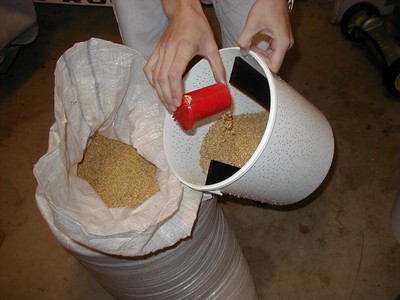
[205, 57, 268, 185]
[205, 160, 240, 185]
[229, 56, 270, 109]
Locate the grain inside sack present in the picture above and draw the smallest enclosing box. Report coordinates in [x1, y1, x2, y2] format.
[200, 111, 269, 173]
[77, 134, 159, 208]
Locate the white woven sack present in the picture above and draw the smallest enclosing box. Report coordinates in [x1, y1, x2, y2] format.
[44, 197, 258, 300]
[33, 38, 202, 256]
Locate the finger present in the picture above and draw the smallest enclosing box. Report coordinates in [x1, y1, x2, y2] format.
[153, 80, 172, 113]
[205, 50, 226, 85]
[155, 45, 177, 111]
[251, 45, 281, 73]
[237, 32, 252, 57]
[144, 50, 175, 113]
[268, 35, 293, 72]
[250, 46, 273, 71]
[143, 51, 159, 87]
[166, 45, 195, 110]
[237, 18, 259, 57]
[152, 47, 177, 113]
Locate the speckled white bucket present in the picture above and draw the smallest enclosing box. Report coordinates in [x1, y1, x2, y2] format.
[164, 47, 334, 205]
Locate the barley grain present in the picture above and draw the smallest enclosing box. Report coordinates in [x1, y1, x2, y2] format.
[200, 111, 268, 173]
[77, 134, 159, 208]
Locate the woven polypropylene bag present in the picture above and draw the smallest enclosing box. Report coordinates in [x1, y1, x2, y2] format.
[34, 38, 202, 256]
[48, 198, 258, 300]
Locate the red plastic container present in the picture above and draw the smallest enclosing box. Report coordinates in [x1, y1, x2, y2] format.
[173, 83, 232, 130]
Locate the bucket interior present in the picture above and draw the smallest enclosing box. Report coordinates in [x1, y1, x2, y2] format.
[164, 48, 277, 192]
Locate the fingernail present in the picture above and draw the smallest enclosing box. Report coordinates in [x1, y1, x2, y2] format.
[168, 104, 176, 114]
[173, 98, 181, 107]
[163, 104, 172, 114]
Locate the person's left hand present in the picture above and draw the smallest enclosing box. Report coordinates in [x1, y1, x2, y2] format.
[237, 0, 294, 73]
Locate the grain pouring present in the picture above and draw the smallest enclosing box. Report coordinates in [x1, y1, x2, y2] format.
[200, 111, 269, 174]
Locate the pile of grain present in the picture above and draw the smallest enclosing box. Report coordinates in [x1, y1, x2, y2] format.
[200, 111, 268, 173]
[77, 134, 159, 208]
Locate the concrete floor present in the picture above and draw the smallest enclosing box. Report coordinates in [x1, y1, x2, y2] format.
[1, 1, 400, 299]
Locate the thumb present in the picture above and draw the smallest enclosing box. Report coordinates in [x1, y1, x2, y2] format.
[237, 33, 252, 57]
[237, 18, 258, 57]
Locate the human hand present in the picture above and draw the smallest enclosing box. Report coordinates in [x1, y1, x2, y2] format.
[143, 0, 226, 114]
[237, 0, 294, 73]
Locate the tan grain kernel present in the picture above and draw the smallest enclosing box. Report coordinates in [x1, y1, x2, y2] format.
[77, 134, 159, 208]
[200, 111, 268, 173]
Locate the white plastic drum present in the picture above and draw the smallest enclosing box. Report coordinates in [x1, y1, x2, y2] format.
[164, 47, 334, 205]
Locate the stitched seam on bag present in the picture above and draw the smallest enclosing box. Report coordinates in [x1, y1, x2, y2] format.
[62, 54, 91, 129]
[87, 39, 106, 119]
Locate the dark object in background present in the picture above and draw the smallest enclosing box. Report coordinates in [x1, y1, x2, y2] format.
[340, 3, 400, 97]
[0, 0, 38, 73]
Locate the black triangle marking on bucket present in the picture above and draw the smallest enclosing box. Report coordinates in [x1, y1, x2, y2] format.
[229, 56, 270, 110]
[205, 160, 240, 185]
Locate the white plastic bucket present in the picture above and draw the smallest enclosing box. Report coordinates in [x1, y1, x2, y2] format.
[164, 47, 334, 205]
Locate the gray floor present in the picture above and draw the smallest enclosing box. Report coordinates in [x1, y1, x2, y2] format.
[1, 1, 400, 299]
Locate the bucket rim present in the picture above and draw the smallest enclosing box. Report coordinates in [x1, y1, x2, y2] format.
[165, 47, 278, 193]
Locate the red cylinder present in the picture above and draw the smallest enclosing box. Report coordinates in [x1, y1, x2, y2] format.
[174, 83, 232, 131]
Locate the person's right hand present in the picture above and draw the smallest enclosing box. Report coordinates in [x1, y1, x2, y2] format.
[237, 0, 294, 74]
[143, 0, 226, 114]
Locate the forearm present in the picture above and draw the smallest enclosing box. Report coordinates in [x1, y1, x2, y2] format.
[253, 0, 293, 13]
[161, 0, 204, 20]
